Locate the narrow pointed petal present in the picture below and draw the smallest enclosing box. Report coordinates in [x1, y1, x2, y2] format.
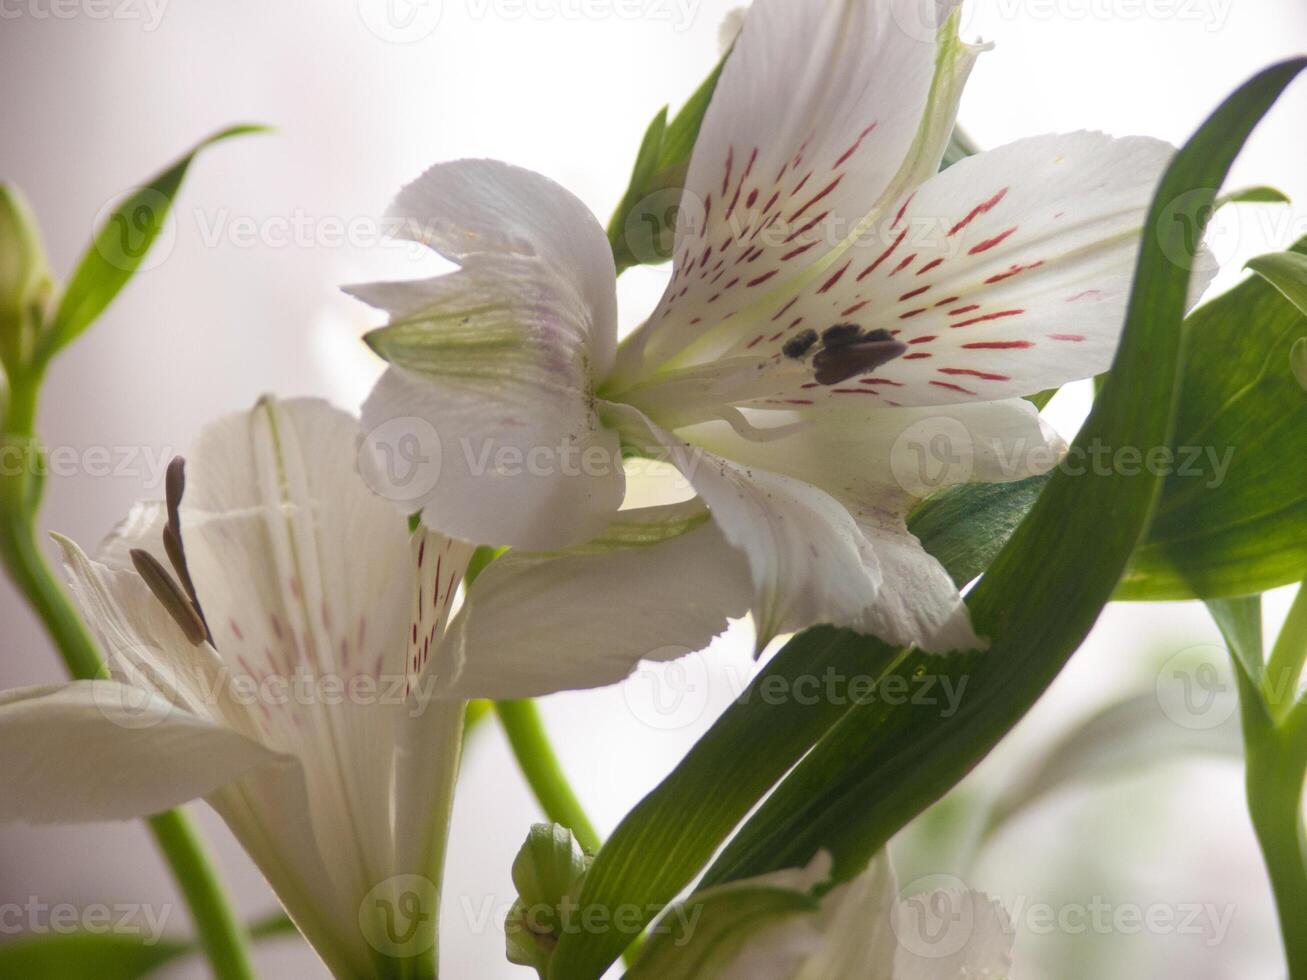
[350, 159, 625, 549]
[438, 502, 752, 698]
[705, 132, 1205, 407]
[614, 0, 982, 378]
[0, 682, 291, 823]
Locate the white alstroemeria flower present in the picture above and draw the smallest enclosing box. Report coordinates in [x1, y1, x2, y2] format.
[352, 0, 1212, 651]
[631, 852, 1015, 980]
[0, 397, 747, 979]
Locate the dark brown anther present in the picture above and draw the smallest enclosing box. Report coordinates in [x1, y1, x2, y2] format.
[820, 323, 863, 348]
[165, 457, 185, 538]
[782, 328, 819, 360]
[813, 338, 909, 385]
[130, 548, 209, 646]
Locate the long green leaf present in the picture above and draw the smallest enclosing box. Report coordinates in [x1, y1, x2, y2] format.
[1118, 238, 1307, 599]
[699, 58, 1307, 890]
[0, 912, 296, 979]
[42, 125, 267, 360]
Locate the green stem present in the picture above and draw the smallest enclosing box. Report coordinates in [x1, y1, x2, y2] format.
[0, 389, 255, 980]
[1237, 669, 1307, 978]
[147, 810, 260, 980]
[495, 699, 601, 855]
[1267, 582, 1307, 718]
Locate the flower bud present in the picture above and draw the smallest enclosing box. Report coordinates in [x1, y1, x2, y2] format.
[0, 184, 52, 369]
[504, 823, 591, 976]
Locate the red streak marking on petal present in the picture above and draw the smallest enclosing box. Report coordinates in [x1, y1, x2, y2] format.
[985, 260, 1045, 284]
[1049, 333, 1086, 342]
[948, 187, 1009, 237]
[763, 191, 780, 214]
[746, 334, 763, 349]
[890, 253, 917, 276]
[968, 227, 1018, 255]
[417, 539, 425, 566]
[1067, 289, 1102, 302]
[907, 335, 936, 345]
[769, 331, 784, 342]
[782, 241, 818, 261]
[934, 295, 961, 307]
[891, 193, 915, 229]
[841, 299, 870, 316]
[784, 399, 814, 405]
[817, 261, 851, 294]
[790, 171, 812, 196]
[931, 380, 978, 395]
[899, 285, 930, 301]
[962, 340, 1034, 350]
[952, 309, 1025, 329]
[721, 235, 735, 251]
[722, 147, 733, 197]
[746, 189, 758, 208]
[747, 270, 779, 287]
[860, 377, 903, 386]
[801, 382, 820, 389]
[708, 292, 722, 303]
[916, 257, 945, 276]
[725, 277, 740, 289]
[771, 297, 799, 321]
[229, 618, 244, 641]
[783, 210, 830, 244]
[690, 317, 701, 325]
[834, 122, 878, 167]
[939, 367, 1012, 381]
[858, 229, 908, 281]
[903, 352, 932, 359]
[832, 387, 881, 396]
[949, 304, 981, 315]
[789, 174, 843, 222]
[899, 308, 928, 319]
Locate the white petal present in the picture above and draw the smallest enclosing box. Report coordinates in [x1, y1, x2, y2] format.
[54, 532, 241, 725]
[680, 398, 1063, 513]
[795, 853, 898, 979]
[704, 132, 1200, 408]
[0, 682, 290, 823]
[438, 502, 752, 698]
[609, 404, 882, 649]
[182, 397, 459, 913]
[854, 513, 981, 653]
[361, 365, 624, 550]
[349, 159, 625, 549]
[612, 0, 982, 379]
[893, 889, 1015, 979]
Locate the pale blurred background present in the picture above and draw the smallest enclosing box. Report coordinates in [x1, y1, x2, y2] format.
[1, 0, 1306, 976]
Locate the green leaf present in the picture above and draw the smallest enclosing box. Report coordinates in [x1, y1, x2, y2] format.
[607, 55, 726, 274]
[42, 125, 268, 360]
[0, 912, 295, 980]
[1215, 185, 1291, 208]
[0, 933, 188, 980]
[979, 689, 1243, 846]
[698, 57, 1307, 891]
[1117, 237, 1307, 600]
[626, 885, 816, 980]
[1247, 248, 1307, 316]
